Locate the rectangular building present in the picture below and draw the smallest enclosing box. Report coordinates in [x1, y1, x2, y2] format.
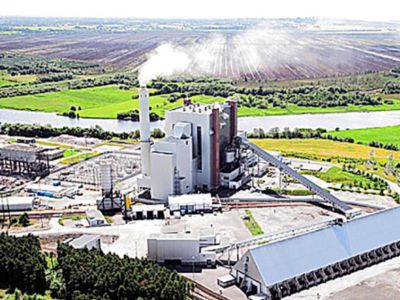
[67, 235, 101, 250]
[147, 233, 216, 266]
[231, 206, 400, 299]
[168, 193, 213, 214]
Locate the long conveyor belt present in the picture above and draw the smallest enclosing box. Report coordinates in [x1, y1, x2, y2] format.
[240, 137, 360, 218]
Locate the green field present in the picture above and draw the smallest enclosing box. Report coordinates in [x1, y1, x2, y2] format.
[301, 167, 381, 190]
[327, 126, 400, 147]
[2, 78, 400, 119]
[252, 138, 400, 182]
[60, 152, 99, 165]
[0, 85, 137, 113]
[63, 149, 80, 158]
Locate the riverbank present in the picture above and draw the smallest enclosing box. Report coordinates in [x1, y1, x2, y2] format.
[2, 108, 400, 133]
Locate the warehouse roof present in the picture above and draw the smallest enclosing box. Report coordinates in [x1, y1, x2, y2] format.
[149, 233, 199, 240]
[86, 209, 105, 220]
[168, 193, 212, 205]
[241, 206, 400, 287]
[67, 235, 100, 249]
[131, 204, 165, 212]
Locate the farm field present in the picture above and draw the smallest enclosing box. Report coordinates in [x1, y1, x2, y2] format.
[0, 85, 137, 113]
[251, 139, 400, 162]
[252, 138, 400, 182]
[2, 83, 400, 119]
[327, 126, 400, 147]
[0, 18, 400, 81]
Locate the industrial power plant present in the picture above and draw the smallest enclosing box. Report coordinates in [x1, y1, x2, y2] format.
[2, 86, 400, 300]
[137, 86, 251, 200]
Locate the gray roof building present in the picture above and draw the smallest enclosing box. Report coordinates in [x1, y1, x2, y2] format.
[232, 206, 400, 299]
[66, 235, 101, 250]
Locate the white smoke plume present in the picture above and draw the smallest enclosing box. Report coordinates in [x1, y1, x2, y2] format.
[138, 43, 191, 86]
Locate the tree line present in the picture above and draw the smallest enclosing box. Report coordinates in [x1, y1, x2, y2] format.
[0, 52, 100, 75]
[149, 80, 381, 109]
[117, 110, 162, 121]
[0, 73, 138, 99]
[57, 243, 191, 300]
[0, 123, 165, 140]
[0, 234, 191, 299]
[383, 81, 400, 94]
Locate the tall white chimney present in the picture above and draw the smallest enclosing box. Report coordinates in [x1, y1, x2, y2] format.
[139, 85, 151, 177]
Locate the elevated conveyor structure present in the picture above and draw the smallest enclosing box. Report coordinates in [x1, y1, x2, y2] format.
[240, 138, 360, 218]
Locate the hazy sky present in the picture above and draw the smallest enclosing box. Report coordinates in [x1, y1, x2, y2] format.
[1, 0, 399, 21]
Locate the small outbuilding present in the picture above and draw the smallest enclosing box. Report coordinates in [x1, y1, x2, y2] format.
[86, 209, 107, 227]
[130, 204, 165, 220]
[66, 235, 101, 250]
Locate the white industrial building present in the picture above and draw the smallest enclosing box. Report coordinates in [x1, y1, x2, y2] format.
[227, 207, 400, 299]
[137, 86, 250, 201]
[0, 196, 35, 211]
[129, 204, 165, 219]
[168, 193, 213, 214]
[26, 183, 78, 198]
[86, 209, 107, 227]
[147, 233, 216, 266]
[66, 235, 101, 250]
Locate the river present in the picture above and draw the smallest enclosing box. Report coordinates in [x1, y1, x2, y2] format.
[1, 108, 400, 133]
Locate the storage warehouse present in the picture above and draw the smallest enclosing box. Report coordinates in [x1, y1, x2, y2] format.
[86, 209, 107, 227]
[0, 196, 34, 211]
[230, 206, 400, 299]
[168, 193, 213, 214]
[147, 233, 216, 266]
[130, 204, 165, 220]
[26, 183, 78, 198]
[66, 235, 101, 250]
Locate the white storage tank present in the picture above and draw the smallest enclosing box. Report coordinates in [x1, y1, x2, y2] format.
[100, 162, 112, 193]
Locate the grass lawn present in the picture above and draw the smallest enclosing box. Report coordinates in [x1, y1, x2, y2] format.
[0, 78, 17, 87]
[60, 152, 99, 165]
[0, 71, 37, 87]
[63, 149, 80, 158]
[327, 126, 400, 147]
[58, 214, 86, 226]
[301, 167, 378, 189]
[237, 99, 400, 117]
[243, 209, 264, 236]
[2, 82, 400, 119]
[0, 85, 138, 113]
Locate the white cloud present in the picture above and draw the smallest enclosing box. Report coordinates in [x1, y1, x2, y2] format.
[1, 0, 399, 21]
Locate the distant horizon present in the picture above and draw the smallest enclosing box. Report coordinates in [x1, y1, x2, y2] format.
[0, 15, 399, 24]
[1, 0, 399, 22]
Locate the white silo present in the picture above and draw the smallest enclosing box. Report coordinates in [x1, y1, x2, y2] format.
[139, 86, 151, 177]
[100, 162, 112, 194]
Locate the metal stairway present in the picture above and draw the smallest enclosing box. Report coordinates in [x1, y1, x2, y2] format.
[240, 137, 360, 218]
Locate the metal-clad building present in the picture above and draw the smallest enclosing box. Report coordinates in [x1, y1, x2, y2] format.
[232, 207, 400, 299]
[66, 235, 101, 250]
